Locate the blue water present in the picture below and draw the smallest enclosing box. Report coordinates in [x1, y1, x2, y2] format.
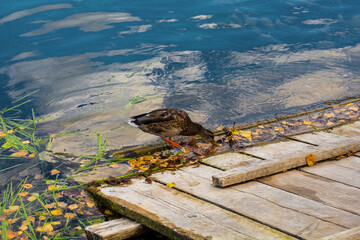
[1, 0, 360, 146]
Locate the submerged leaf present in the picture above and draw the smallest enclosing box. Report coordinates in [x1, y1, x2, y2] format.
[10, 150, 28, 157]
[23, 184, 33, 189]
[50, 209, 62, 216]
[50, 169, 60, 175]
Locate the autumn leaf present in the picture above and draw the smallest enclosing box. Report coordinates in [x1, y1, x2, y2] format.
[306, 154, 316, 166]
[303, 120, 312, 125]
[324, 113, 335, 118]
[109, 163, 119, 168]
[86, 201, 95, 208]
[0, 133, 6, 137]
[64, 213, 76, 219]
[19, 192, 29, 197]
[57, 202, 67, 208]
[48, 185, 60, 191]
[50, 169, 60, 175]
[326, 121, 335, 126]
[239, 130, 252, 141]
[0, 215, 7, 222]
[67, 204, 78, 210]
[50, 209, 62, 216]
[10, 150, 28, 157]
[6, 229, 17, 239]
[8, 205, 20, 213]
[45, 203, 56, 209]
[166, 182, 176, 188]
[23, 184, 33, 189]
[39, 216, 46, 221]
[27, 196, 36, 202]
[104, 209, 113, 215]
[22, 140, 30, 144]
[19, 224, 28, 231]
[28, 153, 36, 158]
[28, 216, 35, 222]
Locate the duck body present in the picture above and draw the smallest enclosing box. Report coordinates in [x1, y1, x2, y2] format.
[128, 108, 215, 146]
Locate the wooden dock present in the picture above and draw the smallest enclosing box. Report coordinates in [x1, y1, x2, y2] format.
[86, 122, 360, 240]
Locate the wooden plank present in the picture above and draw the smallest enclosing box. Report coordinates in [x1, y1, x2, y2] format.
[330, 122, 360, 138]
[152, 165, 352, 239]
[320, 226, 360, 240]
[333, 156, 360, 171]
[301, 159, 360, 188]
[91, 179, 292, 240]
[85, 218, 147, 240]
[213, 132, 360, 187]
[260, 170, 360, 215]
[201, 152, 261, 170]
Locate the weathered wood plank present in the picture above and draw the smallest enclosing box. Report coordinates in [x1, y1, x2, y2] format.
[91, 179, 292, 240]
[301, 159, 360, 188]
[320, 226, 360, 240]
[260, 170, 360, 215]
[85, 218, 147, 240]
[152, 165, 352, 239]
[200, 152, 261, 170]
[332, 156, 360, 172]
[330, 122, 360, 138]
[213, 132, 360, 187]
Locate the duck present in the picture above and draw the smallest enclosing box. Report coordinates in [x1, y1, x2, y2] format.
[128, 108, 217, 148]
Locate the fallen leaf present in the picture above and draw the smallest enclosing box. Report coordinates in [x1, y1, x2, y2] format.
[76, 208, 84, 215]
[45, 203, 56, 209]
[348, 105, 359, 112]
[42, 223, 54, 233]
[19, 224, 28, 231]
[345, 103, 353, 108]
[48, 185, 59, 191]
[28, 216, 35, 222]
[10, 150, 28, 157]
[334, 109, 341, 114]
[109, 163, 119, 168]
[7, 130, 14, 134]
[50, 221, 61, 226]
[306, 154, 316, 166]
[0, 133, 6, 137]
[86, 201, 95, 208]
[64, 213, 76, 219]
[303, 120, 312, 125]
[326, 121, 335, 126]
[23, 184, 33, 189]
[333, 104, 340, 108]
[28, 153, 36, 158]
[74, 226, 82, 230]
[67, 204, 78, 210]
[166, 182, 176, 188]
[0, 215, 7, 221]
[324, 113, 335, 118]
[239, 130, 252, 141]
[50, 209, 62, 216]
[19, 192, 29, 197]
[104, 209, 113, 215]
[34, 172, 43, 180]
[57, 202, 67, 208]
[50, 169, 60, 175]
[8, 205, 20, 213]
[6, 229, 17, 239]
[39, 216, 46, 221]
[22, 140, 30, 144]
[27, 196, 36, 202]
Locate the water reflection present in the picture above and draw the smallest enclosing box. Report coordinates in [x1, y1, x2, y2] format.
[0, 0, 359, 151]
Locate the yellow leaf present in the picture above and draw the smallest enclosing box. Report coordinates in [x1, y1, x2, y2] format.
[0, 133, 6, 137]
[23, 184, 33, 189]
[8, 205, 20, 213]
[45, 203, 56, 209]
[7, 130, 14, 134]
[22, 140, 30, 144]
[334, 109, 341, 114]
[306, 154, 316, 167]
[324, 113, 335, 118]
[48, 185, 59, 191]
[166, 182, 176, 188]
[28, 216, 35, 222]
[345, 103, 353, 108]
[239, 130, 252, 141]
[27, 196, 36, 202]
[104, 209, 113, 215]
[19, 224, 28, 231]
[109, 163, 119, 168]
[50, 169, 60, 175]
[10, 150, 28, 157]
[143, 155, 154, 161]
[67, 204, 78, 210]
[6, 229, 17, 239]
[303, 120, 312, 125]
[50, 209, 62, 216]
[86, 201, 95, 208]
[43, 223, 54, 233]
[28, 153, 36, 158]
[57, 202, 67, 208]
[19, 192, 29, 197]
[139, 165, 149, 172]
[50, 221, 61, 226]
[326, 121, 335, 126]
[64, 213, 76, 219]
[39, 216, 46, 221]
